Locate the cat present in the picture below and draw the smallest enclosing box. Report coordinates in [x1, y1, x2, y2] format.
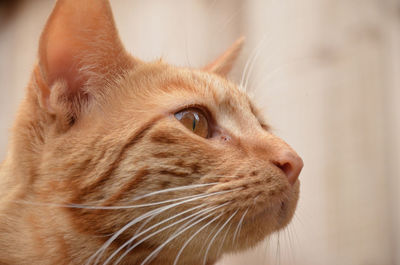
[0, 0, 303, 264]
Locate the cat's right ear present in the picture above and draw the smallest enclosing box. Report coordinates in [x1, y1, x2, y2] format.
[35, 0, 134, 128]
[203, 37, 244, 77]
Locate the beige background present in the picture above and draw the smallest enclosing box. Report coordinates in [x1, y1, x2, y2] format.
[0, 0, 399, 265]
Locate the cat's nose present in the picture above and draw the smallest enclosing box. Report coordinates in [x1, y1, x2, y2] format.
[272, 150, 303, 185]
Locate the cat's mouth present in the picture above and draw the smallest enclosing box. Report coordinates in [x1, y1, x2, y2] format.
[254, 199, 290, 221]
[278, 201, 290, 221]
[244, 181, 299, 230]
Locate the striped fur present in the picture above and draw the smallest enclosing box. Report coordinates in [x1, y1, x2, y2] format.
[0, 0, 301, 264]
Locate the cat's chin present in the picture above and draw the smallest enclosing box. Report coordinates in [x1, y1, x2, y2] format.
[230, 180, 300, 252]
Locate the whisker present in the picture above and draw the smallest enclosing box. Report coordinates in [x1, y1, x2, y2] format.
[239, 43, 257, 91]
[14, 187, 228, 211]
[89, 206, 170, 265]
[172, 213, 223, 265]
[198, 218, 223, 258]
[276, 231, 281, 265]
[253, 56, 310, 93]
[216, 215, 234, 258]
[131, 183, 218, 201]
[243, 37, 266, 92]
[202, 210, 238, 265]
[114, 203, 228, 265]
[232, 207, 249, 245]
[263, 235, 271, 263]
[218, 8, 242, 34]
[79, 193, 213, 210]
[88, 190, 235, 265]
[104, 203, 207, 265]
[199, 166, 248, 181]
[139, 210, 226, 265]
[12, 183, 219, 211]
[131, 213, 156, 239]
[239, 36, 266, 91]
[284, 227, 292, 264]
[285, 226, 295, 265]
[291, 216, 302, 248]
[288, 224, 299, 264]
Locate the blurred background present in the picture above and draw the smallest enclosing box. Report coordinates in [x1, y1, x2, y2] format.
[0, 0, 399, 264]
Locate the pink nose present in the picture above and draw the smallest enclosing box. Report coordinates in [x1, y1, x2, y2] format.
[273, 151, 303, 185]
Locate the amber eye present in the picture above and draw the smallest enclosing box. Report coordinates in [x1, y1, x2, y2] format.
[174, 109, 209, 138]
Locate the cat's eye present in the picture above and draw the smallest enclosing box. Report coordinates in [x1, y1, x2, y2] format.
[175, 109, 209, 138]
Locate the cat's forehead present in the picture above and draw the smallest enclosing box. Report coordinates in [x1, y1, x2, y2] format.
[193, 71, 263, 135]
[123, 63, 264, 135]
[192, 71, 250, 108]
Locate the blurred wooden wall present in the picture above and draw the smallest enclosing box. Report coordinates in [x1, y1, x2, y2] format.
[0, 1, 399, 265]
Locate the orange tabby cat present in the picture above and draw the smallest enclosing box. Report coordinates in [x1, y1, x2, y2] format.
[0, 0, 303, 264]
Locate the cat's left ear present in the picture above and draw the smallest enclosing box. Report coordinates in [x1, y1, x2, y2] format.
[35, 0, 134, 127]
[203, 37, 244, 77]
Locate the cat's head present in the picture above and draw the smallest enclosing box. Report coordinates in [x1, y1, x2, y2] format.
[23, 0, 303, 264]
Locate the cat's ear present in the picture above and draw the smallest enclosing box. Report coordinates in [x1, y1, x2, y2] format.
[203, 37, 244, 77]
[35, 0, 133, 125]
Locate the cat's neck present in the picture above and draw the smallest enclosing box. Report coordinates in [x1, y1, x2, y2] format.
[2, 71, 51, 189]
[0, 72, 50, 262]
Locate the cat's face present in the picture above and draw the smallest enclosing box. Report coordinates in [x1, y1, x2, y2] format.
[36, 63, 300, 264]
[26, 0, 302, 264]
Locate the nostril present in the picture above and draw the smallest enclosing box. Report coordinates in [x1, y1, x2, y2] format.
[277, 162, 292, 177]
[272, 152, 303, 185]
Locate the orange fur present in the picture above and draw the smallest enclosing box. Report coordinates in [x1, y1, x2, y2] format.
[0, 0, 302, 264]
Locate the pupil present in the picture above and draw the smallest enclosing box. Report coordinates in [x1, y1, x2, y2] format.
[192, 112, 199, 131]
[192, 117, 196, 130]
